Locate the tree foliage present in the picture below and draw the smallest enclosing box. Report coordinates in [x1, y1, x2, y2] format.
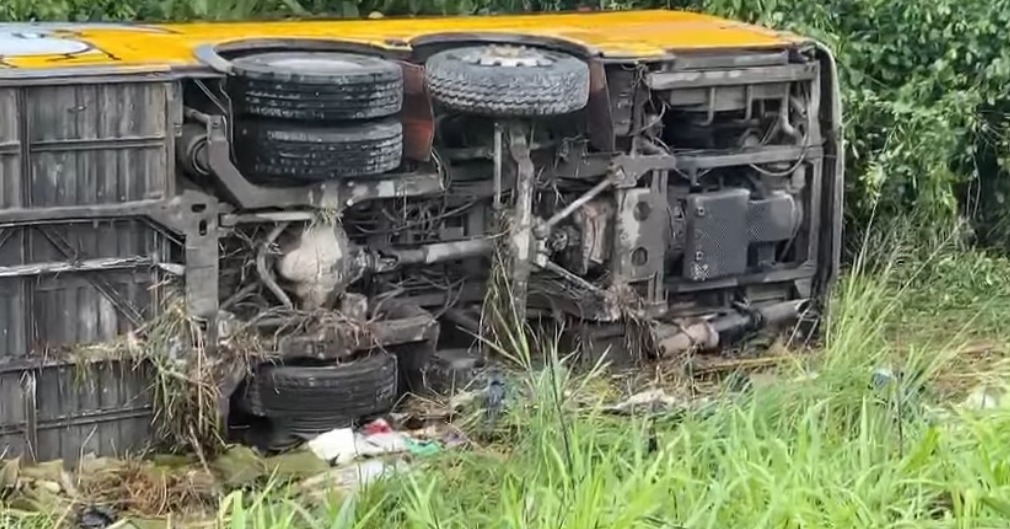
[699, 0, 1010, 247]
[3, 0, 1010, 246]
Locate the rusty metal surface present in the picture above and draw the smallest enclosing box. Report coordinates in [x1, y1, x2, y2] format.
[585, 59, 615, 152]
[0, 80, 177, 462]
[399, 61, 435, 162]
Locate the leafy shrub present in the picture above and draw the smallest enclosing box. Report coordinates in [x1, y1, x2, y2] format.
[699, 0, 1010, 247]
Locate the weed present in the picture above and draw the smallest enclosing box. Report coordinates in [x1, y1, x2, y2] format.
[6, 237, 1010, 529]
[66, 292, 269, 456]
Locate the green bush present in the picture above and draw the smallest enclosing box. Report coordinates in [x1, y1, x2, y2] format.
[698, 0, 1010, 247]
[4, 0, 1009, 249]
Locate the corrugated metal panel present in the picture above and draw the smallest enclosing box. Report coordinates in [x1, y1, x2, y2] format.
[33, 362, 154, 463]
[0, 89, 19, 208]
[26, 83, 172, 208]
[0, 80, 176, 462]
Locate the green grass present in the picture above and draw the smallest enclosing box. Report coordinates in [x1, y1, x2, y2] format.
[6, 234, 1010, 529]
[202, 238, 1010, 528]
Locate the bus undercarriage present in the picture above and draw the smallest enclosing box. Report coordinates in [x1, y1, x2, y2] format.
[0, 28, 843, 456]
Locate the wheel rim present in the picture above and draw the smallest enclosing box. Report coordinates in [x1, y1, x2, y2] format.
[461, 45, 554, 68]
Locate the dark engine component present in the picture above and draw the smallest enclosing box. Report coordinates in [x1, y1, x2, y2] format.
[676, 189, 801, 281]
[551, 186, 802, 283]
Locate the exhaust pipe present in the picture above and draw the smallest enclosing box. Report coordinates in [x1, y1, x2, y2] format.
[657, 299, 810, 357]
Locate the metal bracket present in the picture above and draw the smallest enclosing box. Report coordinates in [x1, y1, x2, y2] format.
[534, 152, 677, 239]
[646, 63, 818, 90]
[140, 186, 223, 323]
[611, 153, 679, 187]
[506, 121, 536, 321]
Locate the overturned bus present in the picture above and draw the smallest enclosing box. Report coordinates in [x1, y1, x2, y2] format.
[0, 10, 843, 459]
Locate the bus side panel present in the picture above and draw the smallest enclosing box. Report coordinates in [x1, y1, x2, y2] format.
[0, 80, 177, 462]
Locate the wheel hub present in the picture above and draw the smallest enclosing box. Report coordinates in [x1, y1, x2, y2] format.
[464, 45, 553, 67]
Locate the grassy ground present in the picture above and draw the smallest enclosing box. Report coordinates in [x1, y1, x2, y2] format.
[6, 229, 1010, 529]
[278, 234, 1010, 529]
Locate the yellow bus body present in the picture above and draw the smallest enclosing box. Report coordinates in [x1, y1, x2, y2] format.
[1, 10, 805, 72]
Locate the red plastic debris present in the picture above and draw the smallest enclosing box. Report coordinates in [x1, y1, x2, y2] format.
[362, 418, 392, 436]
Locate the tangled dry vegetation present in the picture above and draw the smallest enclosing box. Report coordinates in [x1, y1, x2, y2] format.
[0, 455, 218, 523]
[4, 235, 1010, 527]
[63, 293, 266, 455]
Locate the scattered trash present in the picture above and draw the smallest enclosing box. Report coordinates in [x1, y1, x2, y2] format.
[0, 399, 475, 522]
[295, 421, 431, 499]
[362, 418, 393, 436]
[356, 431, 410, 457]
[77, 505, 117, 529]
[306, 418, 451, 465]
[307, 428, 357, 464]
[298, 459, 406, 501]
[0, 423, 435, 526]
[603, 389, 684, 415]
[406, 423, 471, 450]
[484, 370, 508, 426]
[961, 384, 1005, 410]
[405, 438, 441, 457]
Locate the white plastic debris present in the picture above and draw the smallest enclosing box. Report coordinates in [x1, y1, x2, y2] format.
[961, 385, 1004, 410]
[355, 431, 409, 457]
[308, 427, 414, 464]
[307, 427, 357, 464]
[352, 459, 400, 485]
[604, 389, 682, 414]
[298, 459, 409, 500]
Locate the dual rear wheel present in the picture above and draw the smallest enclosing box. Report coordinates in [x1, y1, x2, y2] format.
[229, 44, 591, 186]
[229, 51, 405, 185]
[226, 42, 591, 444]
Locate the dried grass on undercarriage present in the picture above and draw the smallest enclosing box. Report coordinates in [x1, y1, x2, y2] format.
[480, 212, 525, 359]
[69, 291, 268, 456]
[481, 210, 658, 369]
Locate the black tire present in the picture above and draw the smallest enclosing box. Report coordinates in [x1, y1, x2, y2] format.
[236, 378, 266, 417]
[234, 118, 403, 184]
[425, 45, 590, 117]
[256, 353, 399, 421]
[230, 51, 403, 121]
